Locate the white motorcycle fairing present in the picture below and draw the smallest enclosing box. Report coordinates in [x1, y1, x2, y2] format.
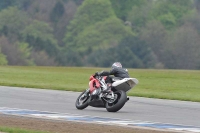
[112, 78, 139, 92]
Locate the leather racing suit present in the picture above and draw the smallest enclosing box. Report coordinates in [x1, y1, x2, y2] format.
[98, 67, 129, 83]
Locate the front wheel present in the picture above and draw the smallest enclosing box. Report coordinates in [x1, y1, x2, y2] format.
[105, 90, 127, 112]
[75, 90, 90, 110]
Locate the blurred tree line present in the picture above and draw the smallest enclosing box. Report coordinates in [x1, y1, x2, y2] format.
[0, 0, 200, 69]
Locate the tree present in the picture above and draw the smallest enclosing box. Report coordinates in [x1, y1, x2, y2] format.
[17, 42, 34, 66]
[110, 0, 149, 21]
[0, 36, 34, 65]
[50, 1, 65, 23]
[0, 0, 32, 11]
[22, 20, 59, 57]
[74, 17, 134, 53]
[31, 50, 58, 66]
[194, 0, 200, 13]
[151, 0, 193, 29]
[180, 10, 200, 34]
[140, 20, 167, 67]
[0, 0, 14, 11]
[64, 0, 116, 48]
[51, 1, 78, 46]
[0, 7, 28, 42]
[87, 36, 157, 68]
[127, 2, 153, 32]
[58, 49, 83, 66]
[87, 46, 144, 68]
[0, 48, 7, 65]
[164, 24, 200, 69]
[64, 0, 134, 58]
[119, 36, 158, 68]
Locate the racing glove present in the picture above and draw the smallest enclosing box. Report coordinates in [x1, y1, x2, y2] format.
[94, 72, 99, 76]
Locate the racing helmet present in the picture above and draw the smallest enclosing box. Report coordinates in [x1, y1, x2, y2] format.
[111, 62, 122, 68]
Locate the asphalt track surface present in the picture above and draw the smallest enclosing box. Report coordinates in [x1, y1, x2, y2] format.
[0, 86, 200, 127]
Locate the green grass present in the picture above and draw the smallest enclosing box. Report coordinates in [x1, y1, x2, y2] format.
[0, 126, 48, 133]
[0, 66, 200, 102]
[129, 69, 200, 101]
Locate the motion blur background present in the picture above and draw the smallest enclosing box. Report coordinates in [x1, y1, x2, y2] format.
[0, 0, 200, 70]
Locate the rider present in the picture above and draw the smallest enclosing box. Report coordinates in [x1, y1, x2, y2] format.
[94, 62, 129, 92]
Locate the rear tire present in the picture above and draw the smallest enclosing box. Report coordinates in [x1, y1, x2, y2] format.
[75, 90, 90, 110]
[105, 90, 127, 112]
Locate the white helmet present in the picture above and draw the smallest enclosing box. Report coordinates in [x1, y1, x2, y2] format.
[111, 62, 122, 68]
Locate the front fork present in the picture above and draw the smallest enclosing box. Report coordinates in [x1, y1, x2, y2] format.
[80, 89, 90, 99]
[84, 89, 90, 96]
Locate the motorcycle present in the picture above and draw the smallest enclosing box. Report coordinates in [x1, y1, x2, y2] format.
[75, 74, 139, 112]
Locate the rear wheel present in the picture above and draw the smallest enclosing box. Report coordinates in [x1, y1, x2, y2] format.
[105, 90, 127, 112]
[75, 90, 90, 110]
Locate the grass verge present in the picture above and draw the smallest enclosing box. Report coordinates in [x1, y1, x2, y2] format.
[0, 66, 199, 102]
[0, 126, 48, 133]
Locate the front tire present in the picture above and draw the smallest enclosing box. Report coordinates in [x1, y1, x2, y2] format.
[105, 90, 127, 112]
[75, 90, 90, 110]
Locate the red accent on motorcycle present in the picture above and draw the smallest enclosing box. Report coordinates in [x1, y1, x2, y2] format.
[89, 75, 100, 93]
[89, 75, 94, 81]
